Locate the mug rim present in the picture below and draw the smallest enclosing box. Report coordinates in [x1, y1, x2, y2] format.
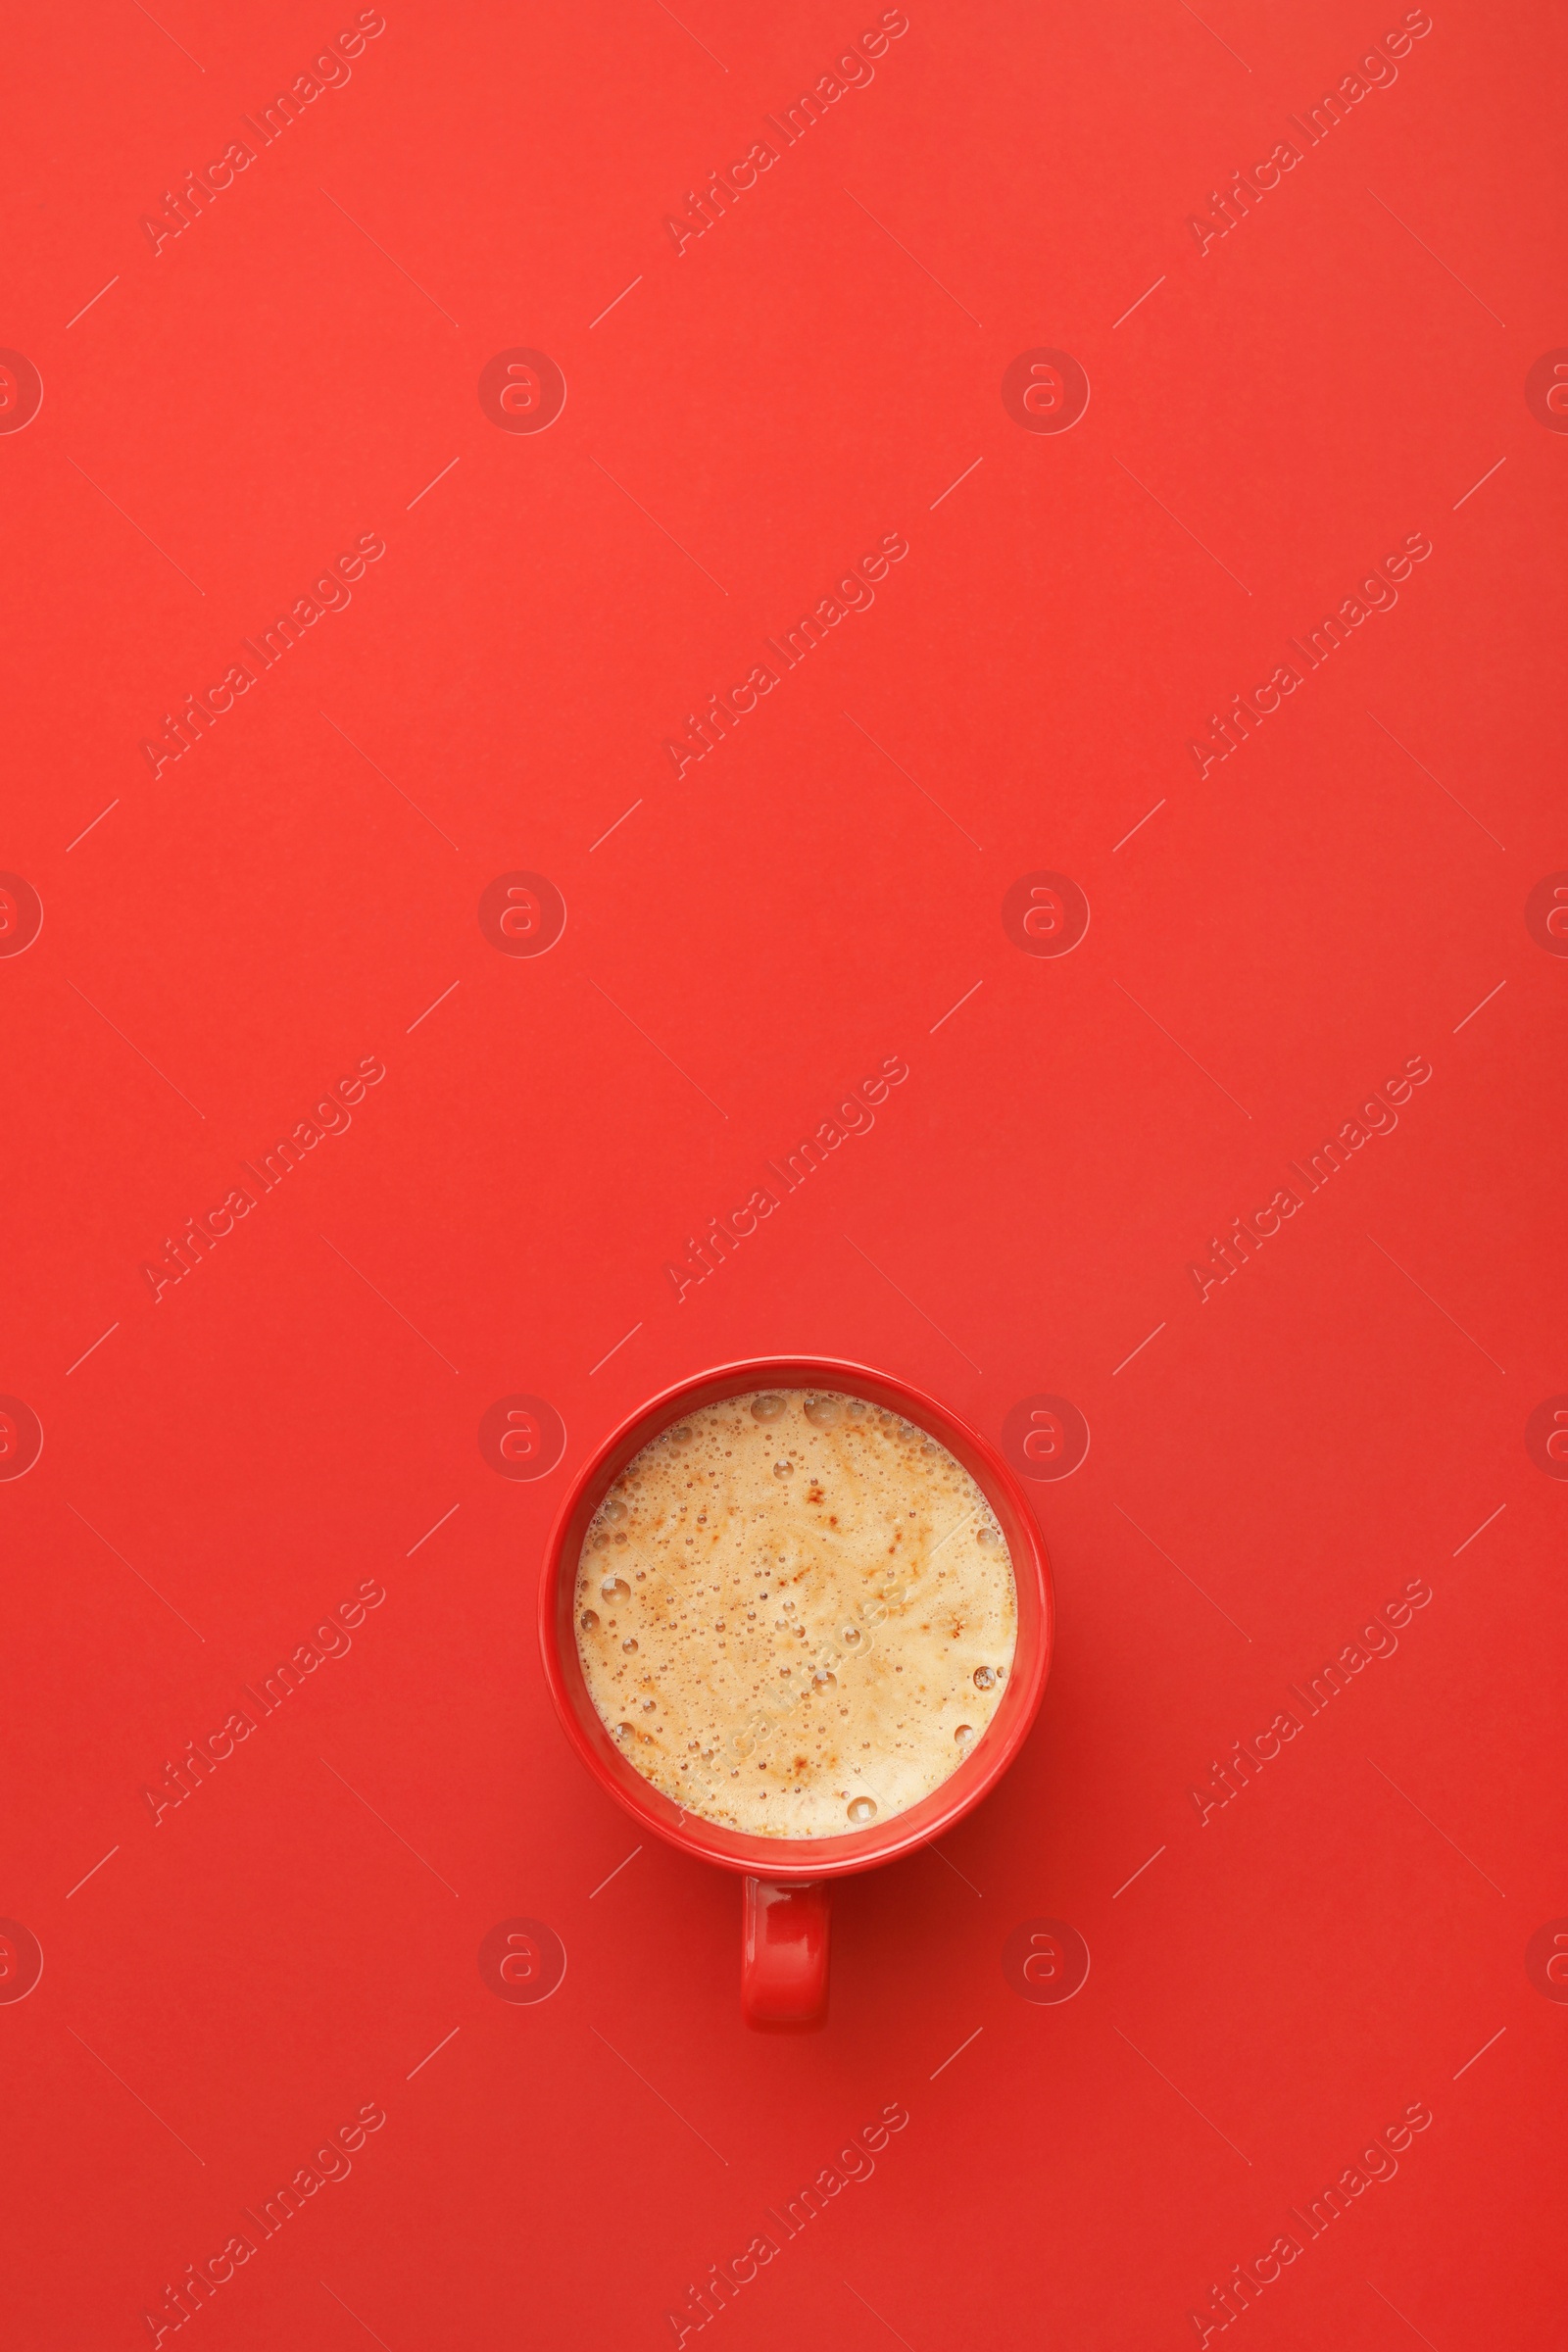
[538, 1356, 1054, 1879]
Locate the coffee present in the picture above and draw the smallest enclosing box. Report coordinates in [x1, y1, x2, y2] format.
[574, 1389, 1017, 1838]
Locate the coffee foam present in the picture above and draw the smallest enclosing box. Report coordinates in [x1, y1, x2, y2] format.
[574, 1389, 1017, 1838]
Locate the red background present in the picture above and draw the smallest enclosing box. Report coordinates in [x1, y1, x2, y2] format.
[3, 0, 1564, 2344]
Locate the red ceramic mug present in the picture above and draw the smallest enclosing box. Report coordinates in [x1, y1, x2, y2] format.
[539, 1357, 1054, 2028]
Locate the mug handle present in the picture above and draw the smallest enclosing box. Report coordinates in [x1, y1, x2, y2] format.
[742, 1878, 831, 2030]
